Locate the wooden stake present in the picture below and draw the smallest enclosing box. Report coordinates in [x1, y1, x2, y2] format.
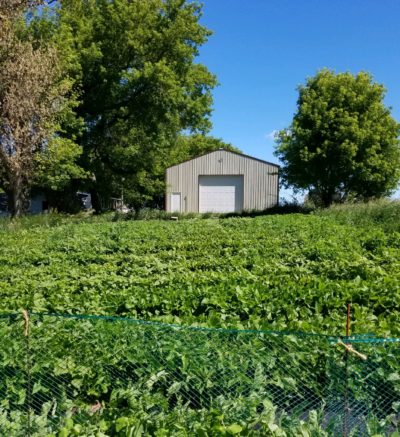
[343, 303, 350, 437]
[21, 309, 31, 435]
[22, 309, 29, 336]
[337, 340, 367, 361]
[346, 303, 351, 338]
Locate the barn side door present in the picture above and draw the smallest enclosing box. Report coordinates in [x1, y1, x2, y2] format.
[171, 192, 181, 212]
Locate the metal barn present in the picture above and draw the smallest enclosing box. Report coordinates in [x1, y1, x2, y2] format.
[165, 149, 279, 213]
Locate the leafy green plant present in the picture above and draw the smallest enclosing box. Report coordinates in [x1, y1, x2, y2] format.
[0, 204, 399, 434]
[0, 314, 399, 436]
[0, 208, 399, 335]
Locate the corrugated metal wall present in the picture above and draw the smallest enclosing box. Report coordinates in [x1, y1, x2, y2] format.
[166, 150, 279, 212]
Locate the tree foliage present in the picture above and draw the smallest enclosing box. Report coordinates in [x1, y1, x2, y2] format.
[34, 138, 88, 192]
[0, 0, 85, 216]
[168, 134, 240, 167]
[275, 70, 400, 207]
[0, 0, 42, 19]
[32, 0, 217, 210]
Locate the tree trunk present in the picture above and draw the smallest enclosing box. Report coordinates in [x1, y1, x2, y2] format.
[90, 187, 102, 214]
[321, 189, 334, 208]
[7, 176, 29, 217]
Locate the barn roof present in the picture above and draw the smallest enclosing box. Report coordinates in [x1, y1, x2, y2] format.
[166, 148, 280, 170]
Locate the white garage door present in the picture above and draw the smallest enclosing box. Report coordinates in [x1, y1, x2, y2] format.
[199, 175, 244, 213]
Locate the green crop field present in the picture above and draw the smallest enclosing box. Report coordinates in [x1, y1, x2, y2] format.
[0, 202, 399, 336]
[0, 202, 400, 436]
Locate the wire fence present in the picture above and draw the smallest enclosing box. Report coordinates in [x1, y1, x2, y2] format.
[0, 312, 399, 436]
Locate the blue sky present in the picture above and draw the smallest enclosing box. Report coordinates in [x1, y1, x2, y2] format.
[197, 0, 400, 200]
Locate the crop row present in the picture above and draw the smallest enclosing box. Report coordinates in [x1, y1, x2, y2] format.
[0, 214, 399, 336]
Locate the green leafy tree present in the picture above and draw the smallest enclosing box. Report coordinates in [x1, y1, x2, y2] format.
[34, 138, 88, 192]
[33, 0, 217, 211]
[168, 134, 240, 167]
[275, 69, 400, 207]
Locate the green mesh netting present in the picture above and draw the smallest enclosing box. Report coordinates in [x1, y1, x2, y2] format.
[0, 313, 399, 436]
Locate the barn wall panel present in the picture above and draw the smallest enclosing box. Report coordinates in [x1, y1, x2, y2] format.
[166, 150, 279, 213]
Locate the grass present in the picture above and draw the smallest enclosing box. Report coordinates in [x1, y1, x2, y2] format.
[0, 201, 312, 231]
[316, 199, 400, 234]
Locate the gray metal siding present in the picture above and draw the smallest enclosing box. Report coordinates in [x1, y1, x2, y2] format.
[166, 150, 279, 212]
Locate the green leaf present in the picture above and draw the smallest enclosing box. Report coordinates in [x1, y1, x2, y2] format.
[388, 373, 400, 382]
[115, 417, 129, 432]
[226, 424, 243, 435]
